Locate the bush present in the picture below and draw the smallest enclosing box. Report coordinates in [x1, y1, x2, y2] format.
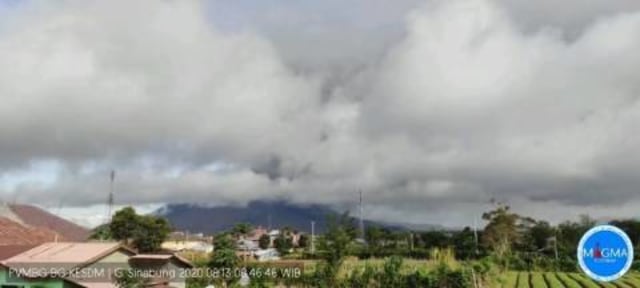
[404, 264, 472, 288]
[378, 256, 404, 287]
[632, 260, 640, 272]
[345, 265, 376, 288]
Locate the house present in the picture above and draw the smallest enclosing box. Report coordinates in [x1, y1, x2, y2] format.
[0, 242, 134, 288]
[161, 232, 213, 253]
[0, 242, 192, 288]
[128, 255, 193, 288]
[236, 239, 260, 261]
[246, 227, 268, 242]
[253, 249, 280, 262]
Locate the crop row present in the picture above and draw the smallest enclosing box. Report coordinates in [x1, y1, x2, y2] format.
[501, 272, 640, 288]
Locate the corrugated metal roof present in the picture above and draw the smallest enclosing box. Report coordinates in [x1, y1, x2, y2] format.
[2, 242, 121, 264]
[73, 282, 118, 288]
[130, 254, 173, 260]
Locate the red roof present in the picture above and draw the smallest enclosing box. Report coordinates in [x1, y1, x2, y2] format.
[8, 204, 89, 241]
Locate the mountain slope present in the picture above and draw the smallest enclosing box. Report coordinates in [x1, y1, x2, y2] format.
[155, 201, 442, 234]
[0, 203, 89, 245]
[9, 204, 89, 241]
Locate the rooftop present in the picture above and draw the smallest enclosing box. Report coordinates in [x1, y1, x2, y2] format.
[2, 242, 123, 265]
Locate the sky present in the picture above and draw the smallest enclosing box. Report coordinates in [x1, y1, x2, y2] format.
[1, 0, 640, 228]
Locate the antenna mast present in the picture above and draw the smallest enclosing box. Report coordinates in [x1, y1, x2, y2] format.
[106, 170, 115, 224]
[359, 190, 365, 240]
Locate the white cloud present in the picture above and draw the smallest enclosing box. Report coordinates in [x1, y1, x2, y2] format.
[1, 0, 640, 227]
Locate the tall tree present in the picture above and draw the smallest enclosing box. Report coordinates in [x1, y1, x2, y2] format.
[315, 212, 356, 286]
[274, 234, 293, 256]
[231, 223, 253, 237]
[110, 207, 139, 244]
[209, 233, 239, 287]
[108, 207, 171, 252]
[133, 215, 171, 253]
[452, 227, 478, 260]
[481, 204, 521, 260]
[209, 233, 238, 269]
[556, 215, 595, 257]
[365, 226, 385, 255]
[522, 220, 555, 253]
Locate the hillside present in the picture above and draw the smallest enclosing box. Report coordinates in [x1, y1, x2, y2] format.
[0, 203, 89, 245]
[155, 200, 443, 234]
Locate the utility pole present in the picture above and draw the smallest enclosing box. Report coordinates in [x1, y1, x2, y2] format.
[311, 221, 315, 254]
[474, 217, 479, 256]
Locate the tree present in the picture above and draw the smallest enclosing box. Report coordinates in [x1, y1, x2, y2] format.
[452, 227, 479, 260]
[419, 230, 451, 249]
[107, 207, 171, 253]
[610, 219, 640, 248]
[364, 226, 385, 255]
[298, 233, 309, 249]
[209, 233, 239, 286]
[133, 215, 171, 253]
[522, 220, 555, 253]
[210, 233, 238, 267]
[232, 223, 253, 237]
[110, 207, 139, 244]
[314, 212, 356, 286]
[258, 234, 271, 249]
[90, 224, 111, 240]
[556, 215, 594, 257]
[274, 234, 293, 255]
[481, 204, 521, 260]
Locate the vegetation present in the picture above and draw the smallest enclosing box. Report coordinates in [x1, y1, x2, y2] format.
[274, 233, 293, 256]
[258, 234, 271, 249]
[101, 202, 640, 287]
[209, 232, 239, 269]
[306, 212, 357, 287]
[207, 232, 240, 287]
[91, 206, 171, 253]
[298, 233, 310, 249]
[232, 222, 253, 236]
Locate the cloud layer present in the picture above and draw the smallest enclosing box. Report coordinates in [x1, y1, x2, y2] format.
[1, 0, 640, 226]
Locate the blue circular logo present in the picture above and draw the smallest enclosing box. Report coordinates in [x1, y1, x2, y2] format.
[577, 225, 634, 282]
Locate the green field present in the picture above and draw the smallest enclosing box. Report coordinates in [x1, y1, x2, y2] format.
[501, 271, 640, 288]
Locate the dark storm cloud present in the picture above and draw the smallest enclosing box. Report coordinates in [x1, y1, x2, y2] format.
[2, 0, 640, 226]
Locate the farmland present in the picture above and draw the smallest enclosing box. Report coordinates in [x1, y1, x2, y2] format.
[500, 272, 640, 288]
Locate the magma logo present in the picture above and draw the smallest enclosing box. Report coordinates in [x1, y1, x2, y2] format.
[578, 225, 633, 282]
